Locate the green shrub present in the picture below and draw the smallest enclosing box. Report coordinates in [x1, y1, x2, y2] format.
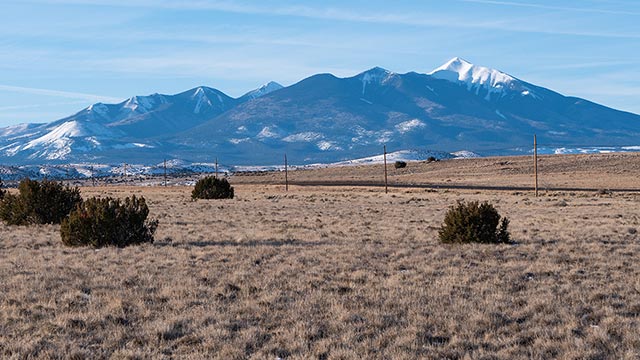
[394, 161, 407, 169]
[0, 178, 5, 199]
[439, 200, 510, 244]
[192, 176, 234, 200]
[60, 195, 158, 248]
[427, 156, 437, 163]
[0, 178, 82, 225]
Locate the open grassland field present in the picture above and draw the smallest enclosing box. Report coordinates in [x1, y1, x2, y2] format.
[232, 152, 640, 191]
[1, 154, 640, 359]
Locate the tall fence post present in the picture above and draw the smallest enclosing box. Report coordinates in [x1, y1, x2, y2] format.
[534, 134, 538, 197]
[284, 153, 289, 192]
[163, 159, 167, 187]
[215, 157, 218, 179]
[383, 145, 388, 194]
[123, 163, 127, 184]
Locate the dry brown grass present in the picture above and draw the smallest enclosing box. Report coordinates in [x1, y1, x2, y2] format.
[233, 152, 640, 191]
[1, 154, 640, 359]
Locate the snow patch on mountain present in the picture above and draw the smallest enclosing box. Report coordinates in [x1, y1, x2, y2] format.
[1, 144, 22, 156]
[192, 87, 213, 114]
[112, 143, 154, 149]
[25, 121, 115, 149]
[257, 126, 282, 139]
[377, 130, 394, 144]
[360, 67, 394, 95]
[429, 57, 534, 100]
[317, 141, 342, 151]
[86, 103, 110, 118]
[451, 150, 481, 158]
[283, 132, 323, 142]
[0, 123, 43, 139]
[395, 119, 426, 133]
[229, 138, 250, 144]
[123, 95, 157, 113]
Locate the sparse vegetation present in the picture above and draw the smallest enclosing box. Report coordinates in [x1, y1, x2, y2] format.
[427, 156, 437, 163]
[60, 195, 158, 248]
[394, 161, 407, 169]
[439, 200, 510, 244]
[2, 153, 640, 358]
[192, 176, 234, 199]
[0, 178, 82, 225]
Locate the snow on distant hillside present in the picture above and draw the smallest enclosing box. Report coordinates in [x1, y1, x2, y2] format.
[451, 150, 481, 158]
[328, 149, 454, 166]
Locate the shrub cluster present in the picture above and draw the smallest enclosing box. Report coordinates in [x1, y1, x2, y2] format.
[0, 178, 5, 199]
[439, 200, 510, 244]
[192, 176, 234, 200]
[61, 195, 158, 248]
[0, 178, 82, 225]
[394, 161, 407, 169]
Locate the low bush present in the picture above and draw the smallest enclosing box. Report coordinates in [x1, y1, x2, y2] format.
[394, 161, 407, 169]
[427, 156, 438, 163]
[439, 200, 510, 244]
[192, 176, 234, 200]
[60, 195, 158, 248]
[0, 178, 82, 225]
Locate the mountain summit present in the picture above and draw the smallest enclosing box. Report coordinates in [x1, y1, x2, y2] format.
[0, 58, 639, 165]
[241, 81, 284, 100]
[428, 57, 534, 100]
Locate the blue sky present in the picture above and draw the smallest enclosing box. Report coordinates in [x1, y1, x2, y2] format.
[1, 0, 639, 126]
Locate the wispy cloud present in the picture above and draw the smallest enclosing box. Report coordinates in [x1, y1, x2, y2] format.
[533, 60, 639, 71]
[87, 56, 360, 85]
[0, 84, 123, 103]
[16, 0, 496, 27]
[0, 100, 89, 112]
[18, 0, 640, 39]
[461, 0, 640, 16]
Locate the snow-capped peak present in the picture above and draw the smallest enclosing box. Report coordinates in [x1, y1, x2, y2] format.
[359, 67, 396, 95]
[123, 94, 164, 113]
[86, 103, 109, 118]
[359, 66, 394, 80]
[192, 87, 214, 114]
[428, 57, 532, 100]
[258, 81, 283, 93]
[242, 81, 284, 100]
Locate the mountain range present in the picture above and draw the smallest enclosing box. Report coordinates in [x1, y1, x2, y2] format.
[1, 57, 639, 167]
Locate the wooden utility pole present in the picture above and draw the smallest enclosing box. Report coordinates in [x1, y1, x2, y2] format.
[215, 157, 218, 179]
[534, 134, 538, 197]
[163, 159, 167, 187]
[90, 165, 95, 187]
[123, 163, 127, 183]
[383, 145, 388, 194]
[284, 154, 289, 192]
[284, 153, 289, 192]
